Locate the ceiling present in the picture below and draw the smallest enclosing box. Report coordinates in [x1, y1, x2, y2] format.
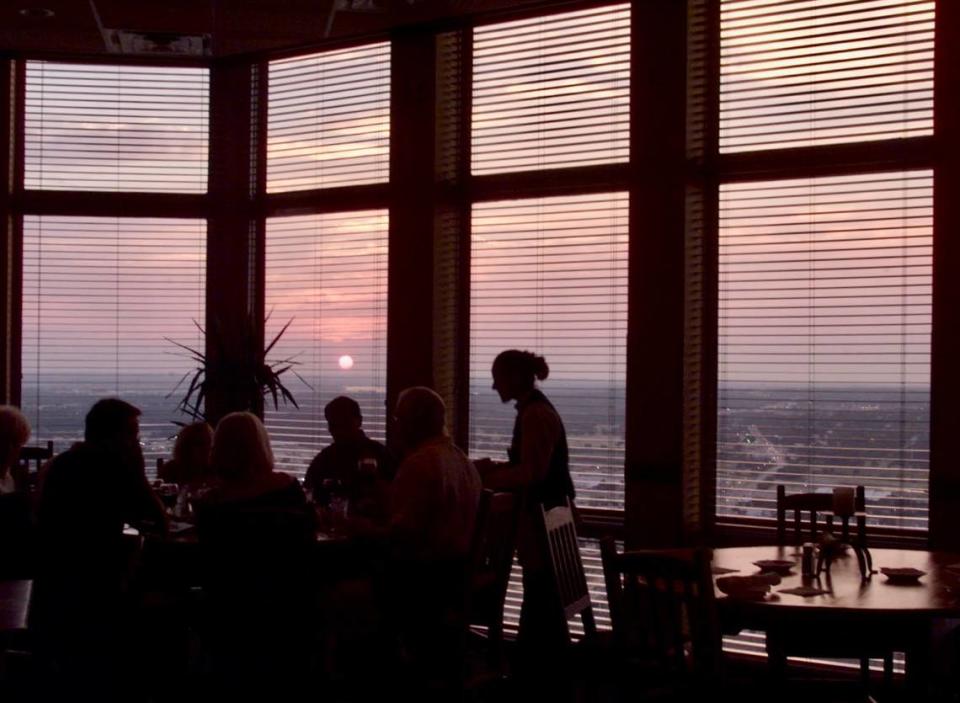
[0, 0, 576, 60]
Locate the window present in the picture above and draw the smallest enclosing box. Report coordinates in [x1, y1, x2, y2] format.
[469, 193, 628, 510]
[715, 0, 934, 533]
[267, 43, 390, 192]
[20, 216, 206, 463]
[264, 211, 388, 476]
[472, 3, 630, 174]
[717, 172, 932, 530]
[24, 62, 209, 192]
[720, 0, 934, 152]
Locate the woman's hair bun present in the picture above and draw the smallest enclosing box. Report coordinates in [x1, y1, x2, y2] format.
[532, 354, 549, 381]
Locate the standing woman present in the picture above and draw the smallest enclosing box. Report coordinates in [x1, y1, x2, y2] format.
[476, 349, 575, 664]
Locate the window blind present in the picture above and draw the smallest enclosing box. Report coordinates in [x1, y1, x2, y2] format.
[21, 216, 206, 466]
[719, 0, 934, 152]
[267, 43, 390, 192]
[264, 211, 388, 476]
[717, 171, 931, 531]
[469, 193, 628, 511]
[471, 3, 630, 175]
[24, 62, 209, 193]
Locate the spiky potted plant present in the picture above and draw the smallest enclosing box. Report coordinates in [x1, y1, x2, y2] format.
[167, 312, 307, 427]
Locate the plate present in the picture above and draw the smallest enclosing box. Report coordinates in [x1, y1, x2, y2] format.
[753, 559, 796, 575]
[716, 575, 772, 601]
[880, 567, 926, 584]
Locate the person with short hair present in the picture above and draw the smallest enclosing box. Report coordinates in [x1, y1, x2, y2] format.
[32, 397, 167, 698]
[385, 386, 481, 698]
[304, 395, 393, 521]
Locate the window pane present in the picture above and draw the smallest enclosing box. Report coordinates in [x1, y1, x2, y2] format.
[268, 43, 390, 192]
[717, 171, 931, 531]
[472, 4, 630, 175]
[720, 0, 934, 152]
[264, 211, 389, 476]
[470, 193, 628, 510]
[24, 62, 209, 193]
[21, 217, 207, 465]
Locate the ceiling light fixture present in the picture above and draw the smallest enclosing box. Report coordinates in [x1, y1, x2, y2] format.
[18, 7, 55, 19]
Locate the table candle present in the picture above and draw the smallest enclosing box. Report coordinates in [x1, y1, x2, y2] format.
[833, 487, 856, 517]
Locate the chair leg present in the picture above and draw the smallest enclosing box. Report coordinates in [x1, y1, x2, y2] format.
[882, 653, 894, 691]
[859, 656, 870, 693]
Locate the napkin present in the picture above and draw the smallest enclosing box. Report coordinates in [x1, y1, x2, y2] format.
[712, 566, 739, 575]
[778, 585, 829, 597]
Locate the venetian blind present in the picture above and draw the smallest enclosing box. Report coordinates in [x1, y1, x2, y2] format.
[471, 3, 630, 175]
[24, 62, 209, 192]
[469, 193, 628, 511]
[720, 0, 934, 152]
[264, 211, 388, 476]
[21, 216, 206, 465]
[717, 171, 932, 531]
[267, 43, 390, 192]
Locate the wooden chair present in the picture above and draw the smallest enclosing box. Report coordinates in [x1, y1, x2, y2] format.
[773, 484, 891, 693]
[776, 484, 866, 546]
[540, 498, 597, 641]
[600, 538, 722, 695]
[466, 489, 521, 674]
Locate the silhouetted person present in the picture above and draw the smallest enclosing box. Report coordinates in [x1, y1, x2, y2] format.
[304, 395, 394, 522]
[0, 405, 31, 496]
[0, 405, 34, 578]
[194, 412, 312, 698]
[475, 350, 576, 677]
[159, 420, 213, 489]
[32, 398, 166, 700]
[386, 386, 481, 699]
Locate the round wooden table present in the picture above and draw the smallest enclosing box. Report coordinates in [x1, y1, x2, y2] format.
[713, 545, 960, 695]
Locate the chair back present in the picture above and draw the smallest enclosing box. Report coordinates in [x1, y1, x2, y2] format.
[600, 537, 720, 680]
[540, 498, 596, 640]
[197, 504, 316, 672]
[467, 490, 521, 660]
[17, 440, 53, 491]
[776, 484, 866, 545]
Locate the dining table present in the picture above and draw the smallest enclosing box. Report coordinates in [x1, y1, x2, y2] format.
[713, 545, 960, 696]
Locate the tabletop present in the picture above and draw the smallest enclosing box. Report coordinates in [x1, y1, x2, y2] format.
[713, 545, 960, 616]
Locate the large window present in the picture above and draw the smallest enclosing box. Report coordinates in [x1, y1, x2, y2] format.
[264, 212, 389, 476]
[21, 217, 206, 462]
[267, 43, 390, 192]
[469, 194, 628, 509]
[716, 0, 934, 531]
[472, 3, 630, 174]
[25, 62, 209, 192]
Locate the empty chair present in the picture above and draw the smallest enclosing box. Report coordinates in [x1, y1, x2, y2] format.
[466, 489, 522, 676]
[197, 505, 316, 693]
[540, 498, 597, 642]
[773, 484, 891, 693]
[600, 538, 721, 695]
[776, 484, 866, 546]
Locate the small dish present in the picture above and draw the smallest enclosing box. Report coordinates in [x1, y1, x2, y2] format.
[753, 559, 796, 575]
[716, 575, 773, 601]
[880, 567, 926, 584]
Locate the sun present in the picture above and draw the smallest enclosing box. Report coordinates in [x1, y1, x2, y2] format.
[338, 354, 354, 370]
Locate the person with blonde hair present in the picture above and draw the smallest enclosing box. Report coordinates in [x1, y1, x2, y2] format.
[0, 405, 31, 495]
[197, 411, 305, 512]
